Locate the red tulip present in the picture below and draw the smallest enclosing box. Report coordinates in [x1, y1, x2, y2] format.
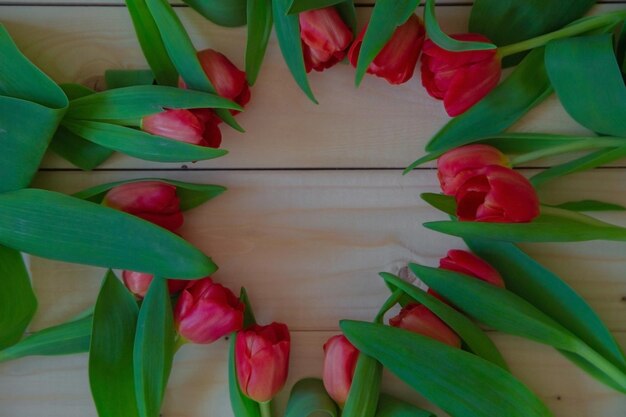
[141, 108, 205, 145]
[122, 271, 189, 298]
[195, 48, 251, 108]
[322, 334, 359, 407]
[421, 33, 501, 116]
[456, 165, 540, 222]
[236, 322, 290, 403]
[389, 303, 461, 348]
[439, 250, 504, 287]
[174, 277, 245, 344]
[299, 7, 353, 72]
[102, 181, 183, 231]
[348, 14, 425, 85]
[437, 144, 509, 196]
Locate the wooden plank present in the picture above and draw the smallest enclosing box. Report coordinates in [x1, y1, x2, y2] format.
[27, 169, 626, 332]
[2, 4, 623, 169]
[0, 331, 625, 417]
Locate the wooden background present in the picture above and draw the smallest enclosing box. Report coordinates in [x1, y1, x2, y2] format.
[2, 1, 626, 416]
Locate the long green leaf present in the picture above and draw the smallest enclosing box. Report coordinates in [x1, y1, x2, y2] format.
[273, 0, 318, 103]
[0, 25, 68, 192]
[469, 0, 596, 66]
[62, 120, 228, 163]
[546, 34, 626, 137]
[0, 246, 37, 349]
[423, 48, 551, 154]
[287, 0, 343, 14]
[343, 354, 381, 417]
[183, 0, 247, 27]
[0, 315, 91, 363]
[124, 0, 179, 86]
[284, 378, 338, 417]
[144, 0, 243, 131]
[548, 199, 626, 212]
[89, 271, 140, 417]
[134, 277, 175, 417]
[66, 85, 240, 121]
[246, 0, 273, 85]
[105, 69, 155, 89]
[376, 394, 435, 417]
[381, 273, 508, 369]
[354, 0, 419, 86]
[0, 189, 216, 278]
[341, 321, 554, 417]
[465, 240, 626, 373]
[423, 0, 495, 52]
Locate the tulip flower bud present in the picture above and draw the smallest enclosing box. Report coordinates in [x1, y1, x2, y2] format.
[349, 14, 425, 85]
[174, 277, 245, 344]
[437, 144, 509, 196]
[141, 108, 206, 145]
[322, 334, 359, 407]
[299, 7, 354, 73]
[235, 322, 290, 403]
[102, 181, 183, 231]
[389, 304, 461, 348]
[122, 271, 189, 299]
[456, 165, 540, 223]
[421, 33, 501, 116]
[439, 249, 505, 288]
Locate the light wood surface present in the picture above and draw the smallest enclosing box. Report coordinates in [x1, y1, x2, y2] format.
[1, 1, 626, 416]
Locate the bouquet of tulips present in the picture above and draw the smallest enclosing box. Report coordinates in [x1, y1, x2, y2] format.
[2, 0, 626, 416]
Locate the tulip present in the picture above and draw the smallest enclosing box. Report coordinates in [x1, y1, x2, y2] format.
[439, 249, 505, 288]
[437, 144, 509, 196]
[421, 33, 501, 116]
[102, 181, 183, 231]
[174, 277, 245, 344]
[299, 7, 353, 72]
[322, 334, 359, 407]
[122, 271, 189, 299]
[389, 303, 461, 348]
[236, 322, 290, 403]
[141, 108, 205, 145]
[348, 14, 425, 85]
[456, 165, 540, 223]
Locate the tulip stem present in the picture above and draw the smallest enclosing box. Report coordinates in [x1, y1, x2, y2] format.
[497, 10, 626, 57]
[259, 401, 273, 417]
[173, 336, 187, 353]
[510, 137, 626, 165]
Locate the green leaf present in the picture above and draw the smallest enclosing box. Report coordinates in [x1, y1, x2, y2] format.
[354, 0, 419, 86]
[61, 120, 228, 163]
[0, 315, 92, 363]
[239, 287, 257, 328]
[74, 178, 226, 211]
[469, 0, 595, 66]
[343, 354, 381, 417]
[0, 189, 216, 278]
[89, 271, 140, 417]
[245, 0, 273, 85]
[134, 277, 175, 417]
[617, 20, 626, 76]
[273, 0, 318, 103]
[380, 273, 508, 369]
[287, 0, 343, 14]
[546, 34, 626, 137]
[183, 0, 247, 27]
[105, 69, 155, 89]
[229, 334, 261, 417]
[144, 0, 243, 131]
[0, 246, 37, 349]
[420, 193, 456, 216]
[66, 85, 240, 121]
[284, 378, 338, 417]
[0, 24, 68, 192]
[124, 0, 179, 86]
[424, 48, 552, 154]
[547, 199, 626, 212]
[335, 1, 357, 35]
[423, 0, 496, 52]
[341, 321, 554, 417]
[376, 394, 435, 417]
[465, 240, 626, 373]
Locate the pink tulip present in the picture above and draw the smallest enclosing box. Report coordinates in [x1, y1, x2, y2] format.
[141, 108, 206, 145]
[122, 271, 189, 298]
[389, 304, 461, 348]
[439, 249, 505, 287]
[456, 165, 540, 223]
[421, 33, 501, 116]
[322, 335, 359, 407]
[299, 7, 353, 72]
[102, 181, 183, 231]
[348, 14, 425, 84]
[437, 144, 509, 196]
[174, 277, 245, 344]
[236, 322, 290, 403]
